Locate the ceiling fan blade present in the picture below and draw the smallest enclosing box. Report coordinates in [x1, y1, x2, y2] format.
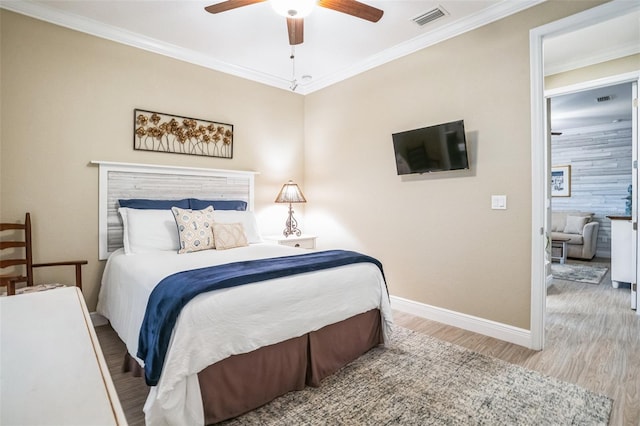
[204, 0, 266, 14]
[287, 17, 304, 45]
[318, 0, 383, 22]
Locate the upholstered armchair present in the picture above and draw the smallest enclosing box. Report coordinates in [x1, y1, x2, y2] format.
[551, 211, 600, 260]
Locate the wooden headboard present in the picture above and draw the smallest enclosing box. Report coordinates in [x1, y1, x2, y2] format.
[92, 161, 258, 260]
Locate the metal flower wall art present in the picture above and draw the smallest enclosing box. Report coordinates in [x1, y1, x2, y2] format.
[134, 109, 233, 158]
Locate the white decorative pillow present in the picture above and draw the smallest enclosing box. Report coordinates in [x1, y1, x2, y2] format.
[119, 208, 180, 254]
[564, 215, 588, 235]
[212, 222, 249, 250]
[212, 210, 262, 243]
[171, 206, 216, 254]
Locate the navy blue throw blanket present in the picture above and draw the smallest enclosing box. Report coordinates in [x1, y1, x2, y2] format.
[137, 249, 386, 386]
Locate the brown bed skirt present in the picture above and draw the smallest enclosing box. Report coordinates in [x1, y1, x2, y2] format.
[124, 309, 382, 424]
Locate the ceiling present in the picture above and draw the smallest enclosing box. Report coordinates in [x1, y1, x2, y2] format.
[544, 9, 640, 76]
[2, 0, 545, 94]
[546, 8, 640, 132]
[2, 0, 638, 121]
[550, 82, 633, 132]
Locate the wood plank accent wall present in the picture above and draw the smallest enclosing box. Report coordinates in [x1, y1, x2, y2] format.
[551, 123, 632, 259]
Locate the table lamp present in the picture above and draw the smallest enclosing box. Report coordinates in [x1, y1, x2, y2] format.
[275, 180, 307, 237]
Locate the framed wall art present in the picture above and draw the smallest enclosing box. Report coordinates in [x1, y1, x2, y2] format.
[133, 109, 233, 159]
[551, 165, 571, 197]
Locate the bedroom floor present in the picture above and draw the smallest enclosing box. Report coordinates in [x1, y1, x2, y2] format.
[395, 258, 639, 426]
[96, 258, 640, 425]
[96, 325, 148, 426]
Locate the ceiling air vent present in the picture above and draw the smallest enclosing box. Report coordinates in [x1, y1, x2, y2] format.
[412, 7, 448, 27]
[596, 95, 612, 103]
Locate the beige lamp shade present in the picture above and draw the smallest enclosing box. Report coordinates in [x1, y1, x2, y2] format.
[275, 180, 307, 204]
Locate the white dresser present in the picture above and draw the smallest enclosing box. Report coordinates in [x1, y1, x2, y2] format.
[607, 216, 634, 289]
[0, 287, 127, 425]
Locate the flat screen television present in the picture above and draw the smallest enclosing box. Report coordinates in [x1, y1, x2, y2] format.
[392, 120, 469, 175]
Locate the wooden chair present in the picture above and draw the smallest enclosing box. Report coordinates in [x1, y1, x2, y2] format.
[0, 213, 88, 296]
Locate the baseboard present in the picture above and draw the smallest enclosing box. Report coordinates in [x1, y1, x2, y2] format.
[546, 273, 554, 288]
[390, 295, 533, 349]
[90, 300, 532, 348]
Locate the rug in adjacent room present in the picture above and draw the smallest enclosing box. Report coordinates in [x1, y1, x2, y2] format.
[221, 326, 612, 425]
[551, 263, 608, 284]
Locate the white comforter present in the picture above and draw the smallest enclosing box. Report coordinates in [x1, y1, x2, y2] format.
[97, 244, 392, 426]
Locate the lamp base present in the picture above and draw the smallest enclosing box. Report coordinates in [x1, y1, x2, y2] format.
[283, 203, 302, 237]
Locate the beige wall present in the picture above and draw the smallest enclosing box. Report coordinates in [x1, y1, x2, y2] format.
[0, 11, 304, 309]
[303, 0, 604, 329]
[545, 54, 640, 90]
[1, 1, 608, 328]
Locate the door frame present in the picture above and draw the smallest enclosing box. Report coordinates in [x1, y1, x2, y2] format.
[529, 0, 640, 350]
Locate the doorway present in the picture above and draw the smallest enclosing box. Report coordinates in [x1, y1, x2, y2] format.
[547, 82, 634, 310]
[529, 1, 640, 350]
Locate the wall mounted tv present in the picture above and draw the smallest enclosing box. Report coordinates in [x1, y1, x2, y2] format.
[392, 120, 469, 175]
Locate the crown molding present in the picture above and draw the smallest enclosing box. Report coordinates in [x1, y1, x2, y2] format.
[301, 0, 544, 94]
[545, 41, 640, 76]
[2, 0, 543, 95]
[0, 1, 293, 91]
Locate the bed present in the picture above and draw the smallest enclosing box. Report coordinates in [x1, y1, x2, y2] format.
[93, 162, 393, 425]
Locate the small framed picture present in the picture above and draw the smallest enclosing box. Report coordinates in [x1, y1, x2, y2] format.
[551, 165, 571, 197]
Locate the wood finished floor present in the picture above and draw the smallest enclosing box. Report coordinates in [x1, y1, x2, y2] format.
[394, 258, 639, 426]
[96, 258, 640, 426]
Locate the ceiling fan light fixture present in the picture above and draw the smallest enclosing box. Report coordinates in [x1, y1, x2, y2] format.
[271, 0, 315, 18]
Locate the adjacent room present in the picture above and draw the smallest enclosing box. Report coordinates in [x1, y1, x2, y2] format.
[1, 0, 639, 425]
[548, 82, 632, 283]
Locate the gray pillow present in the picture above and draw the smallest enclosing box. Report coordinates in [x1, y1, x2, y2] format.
[564, 215, 588, 234]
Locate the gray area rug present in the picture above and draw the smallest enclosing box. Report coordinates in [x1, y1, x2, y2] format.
[222, 326, 612, 425]
[552, 263, 608, 284]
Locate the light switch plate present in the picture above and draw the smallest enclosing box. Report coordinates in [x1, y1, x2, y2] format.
[491, 195, 507, 210]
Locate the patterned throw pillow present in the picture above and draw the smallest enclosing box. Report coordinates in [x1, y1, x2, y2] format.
[171, 206, 216, 254]
[212, 222, 248, 250]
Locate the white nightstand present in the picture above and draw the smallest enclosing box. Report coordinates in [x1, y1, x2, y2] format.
[264, 234, 317, 249]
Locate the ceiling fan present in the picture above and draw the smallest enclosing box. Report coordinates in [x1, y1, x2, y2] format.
[204, 0, 384, 45]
